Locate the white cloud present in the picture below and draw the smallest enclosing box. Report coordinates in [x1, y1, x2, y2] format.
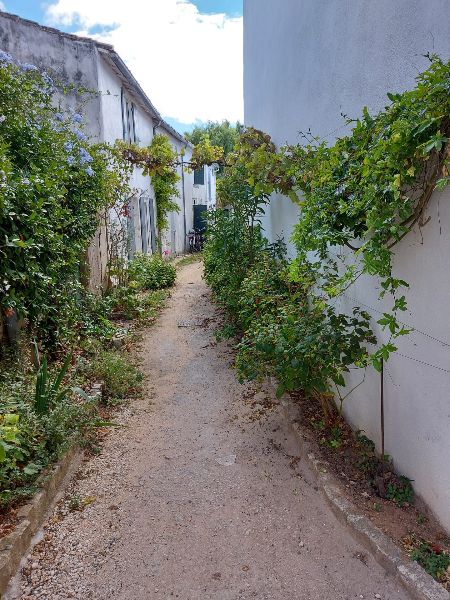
[0, 2, 6, 11]
[45, 0, 243, 125]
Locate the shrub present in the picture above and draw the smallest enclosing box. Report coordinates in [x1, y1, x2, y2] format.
[128, 254, 176, 290]
[234, 247, 375, 401]
[0, 365, 89, 508]
[87, 350, 143, 402]
[0, 51, 131, 350]
[411, 542, 450, 582]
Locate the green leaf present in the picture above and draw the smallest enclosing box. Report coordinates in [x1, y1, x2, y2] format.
[23, 463, 42, 476]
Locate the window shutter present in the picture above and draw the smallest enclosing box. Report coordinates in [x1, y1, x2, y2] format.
[194, 167, 205, 185]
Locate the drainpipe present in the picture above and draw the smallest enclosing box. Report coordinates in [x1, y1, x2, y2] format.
[152, 119, 162, 136]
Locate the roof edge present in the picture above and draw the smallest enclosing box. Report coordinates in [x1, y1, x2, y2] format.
[0, 9, 190, 146]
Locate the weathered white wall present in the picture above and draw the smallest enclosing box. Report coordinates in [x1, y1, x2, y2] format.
[161, 136, 193, 255]
[97, 56, 157, 258]
[192, 165, 217, 210]
[0, 12, 102, 137]
[244, 0, 450, 531]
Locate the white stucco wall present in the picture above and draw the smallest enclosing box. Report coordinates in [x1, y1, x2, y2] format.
[244, 0, 450, 531]
[192, 165, 217, 210]
[161, 135, 193, 255]
[97, 57, 157, 258]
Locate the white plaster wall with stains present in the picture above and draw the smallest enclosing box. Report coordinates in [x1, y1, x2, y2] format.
[244, 0, 450, 532]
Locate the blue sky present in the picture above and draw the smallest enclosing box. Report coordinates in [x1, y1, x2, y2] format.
[5, 0, 243, 22]
[3, 1, 244, 134]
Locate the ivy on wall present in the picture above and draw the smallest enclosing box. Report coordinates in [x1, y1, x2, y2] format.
[117, 135, 179, 240]
[204, 55, 450, 401]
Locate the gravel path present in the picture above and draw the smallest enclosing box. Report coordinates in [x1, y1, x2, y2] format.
[7, 262, 410, 600]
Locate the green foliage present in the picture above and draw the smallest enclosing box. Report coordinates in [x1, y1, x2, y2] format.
[411, 542, 450, 582]
[0, 365, 89, 508]
[0, 276, 168, 508]
[185, 120, 242, 159]
[214, 323, 238, 342]
[189, 137, 224, 171]
[204, 209, 266, 316]
[320, 425, 343, 449]
[117, 134, 180, 235]
[386, 476, 414, 506]
[0, 55, 131, 349]
[0, 412, 21, 463]
[34, 352, 71, 414]
[87, 351, 143, 403]
[287, 55, 450, 367]
[204, 57, 450, 411]
[235, 248, 375, 398]
[78, 292, 119, 341]
[128, 254, 176, 290]
[148, 135, 180, 234]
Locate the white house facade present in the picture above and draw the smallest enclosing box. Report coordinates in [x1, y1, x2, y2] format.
[0, 10, 210, 289]
[244, 0, 450, 533]
[192, 165, 218, 211]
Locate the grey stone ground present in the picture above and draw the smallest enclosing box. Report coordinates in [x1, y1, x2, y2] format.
[9, 262, 410, 600]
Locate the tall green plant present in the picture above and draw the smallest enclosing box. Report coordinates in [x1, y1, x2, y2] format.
[0, 52, 131, 349]
[34, 351, 72, 414]
[203, 56, 450, 408]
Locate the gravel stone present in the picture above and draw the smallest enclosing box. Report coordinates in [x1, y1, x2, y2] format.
[7, 264, 410, 600]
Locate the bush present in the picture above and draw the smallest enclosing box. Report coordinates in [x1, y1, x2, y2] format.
[87, 350, 143, 402]
[0, 51, 131, 350]
[0, 365, 90, 508]
[127, 254, 176, 290]
[233, 246, 375, 400]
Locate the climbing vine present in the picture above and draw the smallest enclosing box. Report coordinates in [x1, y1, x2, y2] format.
[189, 136, 224, 172]
[204, 55, 450, 402]
[117, 135, 180, 240]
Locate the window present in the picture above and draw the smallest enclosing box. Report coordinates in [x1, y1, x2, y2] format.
[194, 167, 205, 185]
[121, 88, 137, 143]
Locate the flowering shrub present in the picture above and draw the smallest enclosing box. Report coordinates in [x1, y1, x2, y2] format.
[0, 52, 131, 348]
[127, 254, 176, 290]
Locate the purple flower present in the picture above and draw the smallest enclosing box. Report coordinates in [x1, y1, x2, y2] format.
[54, 113, 64, 122]
[0, 50, 13, 64]
[79, 147, 93, 165]
[41, 72, 54, 92]
[64, 141, 74, 153]
[20, 63, 38, 72]
[73, 128, 87, 141]
[21, 178, 30, 186]
[67, 155, 76, 166]
[85, 167, 94, 177]
[72, 113, 83, 124]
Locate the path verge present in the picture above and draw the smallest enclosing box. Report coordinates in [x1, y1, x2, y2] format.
[269, 380, 450, 600]
[0, 446, 83, 596]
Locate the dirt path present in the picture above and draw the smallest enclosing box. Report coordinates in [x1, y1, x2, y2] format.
[8, 263, 410, 600]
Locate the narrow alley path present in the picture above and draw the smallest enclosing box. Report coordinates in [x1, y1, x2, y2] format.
[10, 263, 410, 600]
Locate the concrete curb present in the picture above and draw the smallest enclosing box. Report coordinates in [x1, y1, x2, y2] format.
[0, 446, 83, 596]
[268, 380, 450, 600]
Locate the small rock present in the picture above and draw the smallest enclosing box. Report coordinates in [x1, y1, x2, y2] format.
[375, 595, 382, 599]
